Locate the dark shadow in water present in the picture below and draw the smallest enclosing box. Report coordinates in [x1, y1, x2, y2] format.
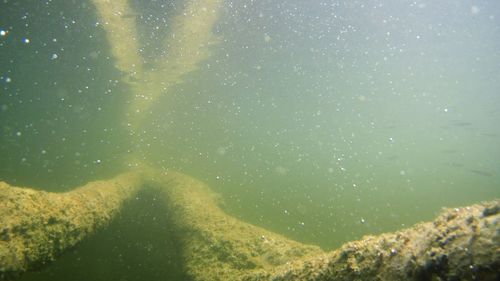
[450, 120, 473, 127]
[470, 170, 493, 177]
[19, 189, 190, 281]
[443, 162, 464, 168]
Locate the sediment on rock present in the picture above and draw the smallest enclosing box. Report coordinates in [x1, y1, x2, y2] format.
[243, 201, 500, 281]
[0, 169, 322, 281]
[1, 169, 499, 281]
[0, 173, 143, 280]
[144, 170, 323, 281]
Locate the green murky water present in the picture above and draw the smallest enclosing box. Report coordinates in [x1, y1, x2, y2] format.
[1, 0, 499, 280]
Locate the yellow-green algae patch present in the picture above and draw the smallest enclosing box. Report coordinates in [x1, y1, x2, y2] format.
[0, 172, 143, 279]
[245, 201, 500, 281]
[145, 170, 323, 280]
[1, 168, 498, 280]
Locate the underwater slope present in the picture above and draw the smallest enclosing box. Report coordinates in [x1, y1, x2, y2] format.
[1, 168, 498, 280]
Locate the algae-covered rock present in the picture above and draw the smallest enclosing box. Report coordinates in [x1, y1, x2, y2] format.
[1, 170, 498, 281]
[0, 173, 142, 280]
[146, 171, 323, 280]
[244, 200, 500, 281]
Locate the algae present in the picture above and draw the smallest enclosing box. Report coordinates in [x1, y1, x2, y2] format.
[1, 168, 498, 280]
[1, 1, 499, 280]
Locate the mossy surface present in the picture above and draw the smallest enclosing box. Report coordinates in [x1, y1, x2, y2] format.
[1, 170, 498, 281]
[244, 200, 500, 281]
[0, 173, 142, 280]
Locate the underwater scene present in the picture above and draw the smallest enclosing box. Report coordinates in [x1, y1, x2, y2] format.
[1, 0, 499, 280]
